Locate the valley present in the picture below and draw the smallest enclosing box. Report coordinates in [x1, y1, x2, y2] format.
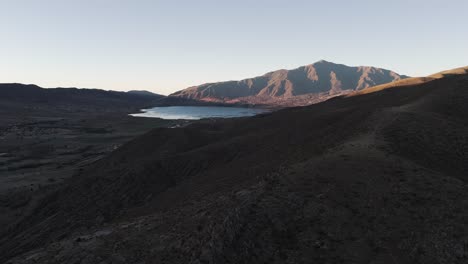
[1, 68, 467, 263]
[2, 1, 467, 263]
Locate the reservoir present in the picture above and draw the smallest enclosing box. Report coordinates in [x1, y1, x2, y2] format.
[131, 106, 269, 120]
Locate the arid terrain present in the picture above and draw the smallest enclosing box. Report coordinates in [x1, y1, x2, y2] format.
[1, 67, 467, 263]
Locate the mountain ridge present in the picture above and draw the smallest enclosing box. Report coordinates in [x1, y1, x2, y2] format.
[170, 60, 410, 106]
[0, 83, 165, 113]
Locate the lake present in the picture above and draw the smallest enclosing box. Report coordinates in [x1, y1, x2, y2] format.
[131, 106, 269, 120]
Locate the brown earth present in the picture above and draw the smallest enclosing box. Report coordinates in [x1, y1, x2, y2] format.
[0, 113, 185, 238]
[1, 68, 467, 263]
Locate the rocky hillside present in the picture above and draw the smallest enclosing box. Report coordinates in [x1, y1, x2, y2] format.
[170, 60, 409, 106]
[1, 67, 468, 263]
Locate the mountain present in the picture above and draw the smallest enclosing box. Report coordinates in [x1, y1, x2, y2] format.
[0, 83, 165, 114]
[127, 90, 164, 97]
[1, 66, 467, 263]
[170, 60, 409, 106]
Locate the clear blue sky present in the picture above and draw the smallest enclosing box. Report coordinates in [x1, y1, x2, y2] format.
[1, 0, 467, 95]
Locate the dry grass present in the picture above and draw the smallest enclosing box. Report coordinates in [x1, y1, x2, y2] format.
[348, 65, 468, 97]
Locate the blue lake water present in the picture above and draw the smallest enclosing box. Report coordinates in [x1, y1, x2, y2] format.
[131, 106, 269, 120]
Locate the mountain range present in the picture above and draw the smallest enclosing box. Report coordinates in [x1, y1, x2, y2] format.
[170, 60, 409, 106]
[1, 61, 411, 109]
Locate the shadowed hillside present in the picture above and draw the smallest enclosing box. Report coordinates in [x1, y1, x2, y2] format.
[1, 67, 468, 263]
[170, 60, 409, 106]
[0, 83, 165, 114]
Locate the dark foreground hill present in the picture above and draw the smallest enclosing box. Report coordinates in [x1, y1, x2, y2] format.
[2, 68, 468, 263]
[170, 60, 409, 106]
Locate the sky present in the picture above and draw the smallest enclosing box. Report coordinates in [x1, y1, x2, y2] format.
[1, 0, 467, 95]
